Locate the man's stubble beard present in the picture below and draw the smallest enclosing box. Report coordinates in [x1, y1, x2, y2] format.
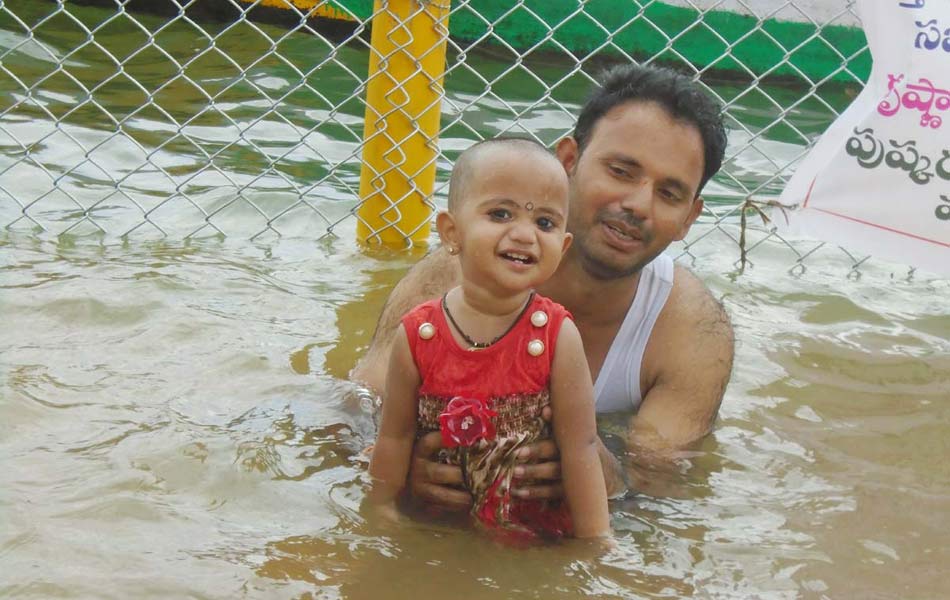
[565, 160, 659, 281]
[566, 208, 657, 281]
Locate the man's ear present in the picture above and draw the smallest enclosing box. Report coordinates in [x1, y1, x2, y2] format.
[555, 136, 579, 175]
[674, 196, 704, 241]
[435, 210, 459, 251]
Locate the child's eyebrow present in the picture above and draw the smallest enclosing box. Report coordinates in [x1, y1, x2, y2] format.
[533, 205, 565, 218]
[476, 198, 520, 210]
[478, 198, 564, 217]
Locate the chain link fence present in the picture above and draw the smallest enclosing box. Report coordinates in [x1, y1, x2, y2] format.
[0, 0, 898, 274]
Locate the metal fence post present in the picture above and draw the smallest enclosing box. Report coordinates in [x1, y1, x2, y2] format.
[356, 0, 450, 247]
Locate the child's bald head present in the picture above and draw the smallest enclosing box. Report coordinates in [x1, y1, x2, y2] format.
[447, 138, 565, 213]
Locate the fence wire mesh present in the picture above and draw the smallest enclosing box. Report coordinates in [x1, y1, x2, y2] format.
[0, 0, 894, 274]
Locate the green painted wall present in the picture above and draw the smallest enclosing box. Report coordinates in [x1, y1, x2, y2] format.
[326, 0, 870, 84]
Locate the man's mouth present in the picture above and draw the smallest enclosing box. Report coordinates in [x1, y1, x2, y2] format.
[500, 251, 536, 265]
[603, 221, 642, 241]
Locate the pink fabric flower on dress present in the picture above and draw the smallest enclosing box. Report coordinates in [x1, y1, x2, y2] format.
[438, 396, 497, 448]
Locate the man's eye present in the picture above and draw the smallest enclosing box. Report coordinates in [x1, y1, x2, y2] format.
[608, 164, 628, 177]
[488, 208, 511, 220]
[536, 217, 555, 231]
[659, 188, 681, 202]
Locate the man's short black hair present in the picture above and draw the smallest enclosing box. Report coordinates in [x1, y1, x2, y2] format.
[573, 64, 728, 195]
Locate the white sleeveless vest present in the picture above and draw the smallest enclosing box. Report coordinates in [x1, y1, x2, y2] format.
[593, 254, 674, 413]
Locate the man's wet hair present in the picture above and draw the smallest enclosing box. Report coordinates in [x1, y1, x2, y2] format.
[573, 64, 728, 196]
[447, 137, 562, 211]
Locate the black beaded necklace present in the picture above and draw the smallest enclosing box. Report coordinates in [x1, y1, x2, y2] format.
[441, 292, 535, 350]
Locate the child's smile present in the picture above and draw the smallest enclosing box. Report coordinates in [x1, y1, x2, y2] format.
[440, 146, 573, 300]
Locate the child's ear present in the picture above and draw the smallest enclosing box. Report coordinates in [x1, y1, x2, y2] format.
[560, 232, 573, 256]
[435, 211, 459, 252]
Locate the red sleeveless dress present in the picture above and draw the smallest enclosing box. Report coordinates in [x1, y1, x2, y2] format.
[402, 293, 573, 540]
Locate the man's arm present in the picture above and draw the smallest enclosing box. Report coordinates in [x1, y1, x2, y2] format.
[506, 267, 733, 501]
[627, 265, 734, 491]
[350, 247, 461, 393]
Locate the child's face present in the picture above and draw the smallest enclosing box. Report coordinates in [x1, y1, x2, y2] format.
[444, 148, 572, 296]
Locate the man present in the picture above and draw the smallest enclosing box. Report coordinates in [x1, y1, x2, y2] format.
[351, 63, 734, 508]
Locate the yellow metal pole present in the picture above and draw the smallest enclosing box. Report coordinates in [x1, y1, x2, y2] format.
[356, 0, 450, 247]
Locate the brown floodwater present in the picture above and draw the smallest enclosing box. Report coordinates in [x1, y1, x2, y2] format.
[2, 1, 949, 597]
[2, 226, 947, 599]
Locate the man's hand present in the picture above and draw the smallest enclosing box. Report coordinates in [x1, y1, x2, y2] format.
[406, 431, 471, 511]
[406, 407, 627, 506]
[511, 438, 564, 500]
[510, 405, 565, 500]
[513, 405, 627, 499]
[407, 427, 566, 506]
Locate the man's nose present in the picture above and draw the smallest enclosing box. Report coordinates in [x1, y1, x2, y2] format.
[619, 181, 652, 218]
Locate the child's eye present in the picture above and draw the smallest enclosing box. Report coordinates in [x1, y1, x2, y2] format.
[488, 208, 511, 221]
[536, 216, 556, 231]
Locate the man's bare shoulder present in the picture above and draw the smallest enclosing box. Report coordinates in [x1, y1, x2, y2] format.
[350, 247, 461, 391]
[665, 264, 733, 339]
[371, 246, 461, 344]
[643, 264, 734, 393]
[401, 247, 462, 302]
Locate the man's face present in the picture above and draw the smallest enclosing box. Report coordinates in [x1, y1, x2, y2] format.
[557, 101, 706, 280]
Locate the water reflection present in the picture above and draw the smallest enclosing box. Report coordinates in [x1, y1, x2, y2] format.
[257, 524, 699, 599]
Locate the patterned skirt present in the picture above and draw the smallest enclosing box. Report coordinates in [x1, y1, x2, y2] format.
[417, 390, 572, 541]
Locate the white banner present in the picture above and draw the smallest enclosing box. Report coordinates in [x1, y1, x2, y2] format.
[778, 0, 950, 276]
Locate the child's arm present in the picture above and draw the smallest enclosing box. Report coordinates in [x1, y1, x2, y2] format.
[550, 319, 611, 538]
[367, 324, 421, 509]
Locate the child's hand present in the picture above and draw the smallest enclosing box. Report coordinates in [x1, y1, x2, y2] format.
[373, 502, 404, 525]
[570, 532, 617, 556]
[597, 534, 618, 552]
